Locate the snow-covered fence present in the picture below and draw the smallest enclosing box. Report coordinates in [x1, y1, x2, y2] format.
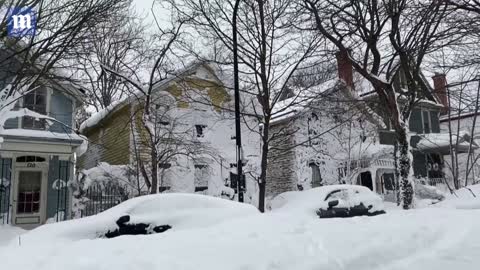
[80, 183, 129, 217]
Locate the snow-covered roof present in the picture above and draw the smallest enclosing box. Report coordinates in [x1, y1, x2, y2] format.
[415, 131, 479, 154]
[349, 142, 394, 160]
[439, 111, 480, 122]
[79, 62, 223, 133]
[0, 129, 84, 145]
[79, 100, 124, 133]
[271, 78, 339, 124]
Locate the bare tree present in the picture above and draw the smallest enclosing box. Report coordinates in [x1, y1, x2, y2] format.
[167, 0, 325, 212]
[302, 0, 456, 208]
[73, 5, 146, 111]
[0, 0, 128, 133]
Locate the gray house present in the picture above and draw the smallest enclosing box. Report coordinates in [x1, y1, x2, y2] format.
[0, 49, 84, 228]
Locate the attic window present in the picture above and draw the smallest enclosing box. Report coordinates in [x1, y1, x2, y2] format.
[22, 87, 47, 130]
[195, 125, 206, 137]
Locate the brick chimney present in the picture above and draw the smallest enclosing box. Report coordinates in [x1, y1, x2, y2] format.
[336, 50, 354, 89]
[432, 73, 448, 110]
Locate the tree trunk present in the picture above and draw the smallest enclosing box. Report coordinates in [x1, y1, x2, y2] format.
[396, 126, 414, 209]
[258, 121, 270, 212]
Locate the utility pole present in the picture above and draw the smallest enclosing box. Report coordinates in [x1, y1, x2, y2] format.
[233, 0, 244, 202]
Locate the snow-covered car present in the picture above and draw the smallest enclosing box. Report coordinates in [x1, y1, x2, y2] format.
[271, 185, 385, 218]
[17, 193, 259, 244]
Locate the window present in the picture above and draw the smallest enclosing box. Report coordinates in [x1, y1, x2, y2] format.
[309, 162, 322, 187]
[16, 171, 42, 214]
[159, 163, 172, 169]
[16, 156, 46, 163]
[22, 87, 47, 130]
[427, 154, 443, 178]
[382, 173, 395, 191]
[194, 164, 209, 191]
[422, 110, 431, 134]
[195, 125, 206, 138]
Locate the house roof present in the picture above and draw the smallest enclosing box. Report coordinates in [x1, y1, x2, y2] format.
[79, 61, 224, 133]
[415, 131, 479, 155]
[439, 111, 480, 122]
[0, 129, 84, 145]
[270, 78, 339, 124]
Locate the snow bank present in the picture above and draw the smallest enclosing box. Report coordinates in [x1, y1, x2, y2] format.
[0, 225, 25, 247]
[16, 193, 259, 245]
[3, 206, 480, 270]
[434, 184, 480, 209]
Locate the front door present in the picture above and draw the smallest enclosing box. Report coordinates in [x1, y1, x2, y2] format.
[13, 170, 47, 227]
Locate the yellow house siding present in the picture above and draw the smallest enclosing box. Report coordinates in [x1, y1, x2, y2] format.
[79, 105, 131, 169]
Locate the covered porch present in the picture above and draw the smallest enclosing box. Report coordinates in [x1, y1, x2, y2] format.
[0, 133, 82, 228]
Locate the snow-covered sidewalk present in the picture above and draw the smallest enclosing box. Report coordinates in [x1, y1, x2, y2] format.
[1, 207, 480, 270]
[0, 225, 25, 247]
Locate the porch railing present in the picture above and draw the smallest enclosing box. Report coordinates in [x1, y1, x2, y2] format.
[416, 177, 446, 187]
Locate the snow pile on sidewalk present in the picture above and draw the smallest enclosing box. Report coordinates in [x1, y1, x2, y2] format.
[16, 193, 259, 245]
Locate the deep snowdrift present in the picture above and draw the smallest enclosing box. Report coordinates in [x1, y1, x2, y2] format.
[1, 190, 480, 270]
[14, 193, 259, 244]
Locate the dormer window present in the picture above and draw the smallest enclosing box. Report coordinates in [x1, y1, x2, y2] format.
[22, 87, 47, 130]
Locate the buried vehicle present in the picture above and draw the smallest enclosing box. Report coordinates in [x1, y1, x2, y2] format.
[15, 193, 259, 245]
[271, 185, 386, 218]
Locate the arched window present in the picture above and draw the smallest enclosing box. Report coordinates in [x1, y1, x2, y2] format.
[16, 156, 46, 163]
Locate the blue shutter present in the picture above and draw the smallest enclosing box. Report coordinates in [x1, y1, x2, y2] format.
[49, 90, 73, 133]
[47, 156, 70, 221]
[0, 158, 12, 224]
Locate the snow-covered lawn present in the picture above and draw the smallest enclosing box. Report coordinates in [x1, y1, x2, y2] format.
[1, 191, 480, 270]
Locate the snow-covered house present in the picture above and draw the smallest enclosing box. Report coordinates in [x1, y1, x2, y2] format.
[267, 52, 463, 200]
[0, 50, 85, 228]
[439, 111, 480, 185]
[79, 62, 261, 203]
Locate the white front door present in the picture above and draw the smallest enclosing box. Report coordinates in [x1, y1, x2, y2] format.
[12, 170, 47, 228]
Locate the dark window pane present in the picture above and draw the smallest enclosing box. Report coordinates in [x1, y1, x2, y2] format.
[24, 203, 32, 213]
[423, 111, 430, 134]
[32, 203, 39, 213]
[17, 203, 25, 213]
[24, 94, 34, 106]
[33, 192, 40, 201]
